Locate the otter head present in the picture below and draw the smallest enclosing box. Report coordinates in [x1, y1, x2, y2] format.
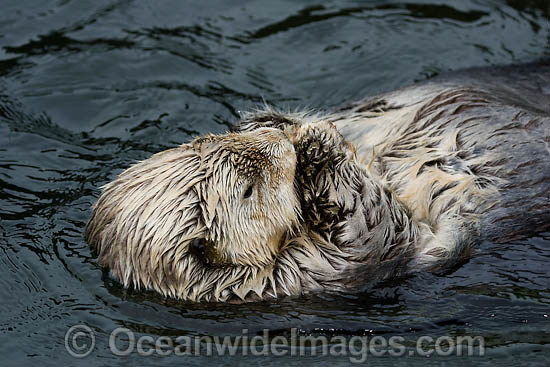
[193, 127, 299, 266]
[85, 127, 299, 299]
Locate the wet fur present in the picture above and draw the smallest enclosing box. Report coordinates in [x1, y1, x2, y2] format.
[86, 62, 550, 302]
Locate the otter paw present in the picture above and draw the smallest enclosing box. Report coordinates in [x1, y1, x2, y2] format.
[294, 121, 356, 165]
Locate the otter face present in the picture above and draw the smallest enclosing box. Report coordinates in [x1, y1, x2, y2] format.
[194, 127, 299, 267]
[85, 126, 299, 298]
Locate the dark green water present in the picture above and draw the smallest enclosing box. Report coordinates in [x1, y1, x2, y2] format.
[1, 0, 550, 366]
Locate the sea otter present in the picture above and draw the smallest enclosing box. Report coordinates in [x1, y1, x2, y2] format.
[85, 61, 550, 302]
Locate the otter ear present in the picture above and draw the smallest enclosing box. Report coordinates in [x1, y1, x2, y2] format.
[204, 189, 219, 229]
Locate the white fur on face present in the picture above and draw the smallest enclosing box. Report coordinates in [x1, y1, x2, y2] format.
[201, 128, 300, 266]
[85, 127, 301, 301]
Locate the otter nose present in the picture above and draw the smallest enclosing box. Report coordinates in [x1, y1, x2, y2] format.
[252, 127, 295, 155]
[283, 125, 299, 144]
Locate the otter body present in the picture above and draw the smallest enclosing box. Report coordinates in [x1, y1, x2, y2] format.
[332, 62, 550, 243]
[86, 62, 550, 302]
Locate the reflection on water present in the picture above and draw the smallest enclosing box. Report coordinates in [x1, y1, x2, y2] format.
[1, 0, 549, 365]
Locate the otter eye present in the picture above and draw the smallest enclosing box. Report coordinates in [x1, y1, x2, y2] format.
[243, 185, 253, 199]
